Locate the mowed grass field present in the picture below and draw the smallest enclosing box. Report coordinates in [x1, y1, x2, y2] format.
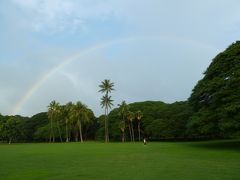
[0, 140, 240, 180]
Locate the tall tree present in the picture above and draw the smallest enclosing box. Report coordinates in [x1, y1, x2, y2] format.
[55, 103, 63, 142]
[64, 102, 74, 142]
[118, 121, 126, 142]
[189, 41, 240, 138]
[47, 100, 60, 143]
[99, 79, 114, 142]
[136, 110, 143, 141]
[100, 94, 114, 142]
[118, 101, 129, 142]
[73, 101, 90, 143]
[5, 117, 21, 144]
[127, 111, 135, 142]
[99, 79, 114, 95]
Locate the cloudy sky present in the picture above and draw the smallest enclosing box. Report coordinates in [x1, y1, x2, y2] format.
[0, 0, 240, 117]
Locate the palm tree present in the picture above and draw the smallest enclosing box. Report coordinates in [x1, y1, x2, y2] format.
[100, 94, 113, 142]
[127, 111, 135, 142]
[73, 101, 90, 143]
[118, 121, 126, 142]
[136, 110, 143, 141]
[63, 102, 73, 142]
[55, 103, 62, 142]
[47, 100, 60, 143]
[118, 101, 129, 142]
[99, 79, 114, 95]
[99, 79, 114, 142]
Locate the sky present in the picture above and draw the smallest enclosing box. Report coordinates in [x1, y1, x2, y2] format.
[0, 0, 240, 117]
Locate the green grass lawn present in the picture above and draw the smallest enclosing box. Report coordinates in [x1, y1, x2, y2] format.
[0, 140, 239, 180]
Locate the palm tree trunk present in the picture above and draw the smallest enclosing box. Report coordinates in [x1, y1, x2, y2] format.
[51, 118, 55, 143]
[122, 130, 125, 142]
[49, 133, 51, 143]
[68, 122, 71, 142]
[122, 116, 125, 142]
[105, 107, 109, 142]
[138, 121, 141, 142]
[107, 107, 109, 142]
[75, 130, 78, 142]
[50, 118, 53, 143]
[104, 108, 107, 142]
[65, 120, 69, 142]
[57, 121, 62, 142]
[69, 126, 71, 142]
[78, 119, 83, 143]
[131, 121, 135, 142]
[128, 123, 132, 142]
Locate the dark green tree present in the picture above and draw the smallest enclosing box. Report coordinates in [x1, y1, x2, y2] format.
[5, 117, 21, 144]
[189, 41, 240, 138]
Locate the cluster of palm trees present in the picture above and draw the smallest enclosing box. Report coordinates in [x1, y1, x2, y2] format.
[47, 79, 143, 143]
[118, 101, 143, 142]
[47, 100, 93, 143]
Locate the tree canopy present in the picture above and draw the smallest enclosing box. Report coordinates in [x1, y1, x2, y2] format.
[189, 41, 240, 138]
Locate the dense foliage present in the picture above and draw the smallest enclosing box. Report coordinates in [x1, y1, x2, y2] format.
[0, 41, 240, 143]
[189, 41, 240, 138]
[96, 101, 192, 141]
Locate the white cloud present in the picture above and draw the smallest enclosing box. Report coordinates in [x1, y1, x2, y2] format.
[12, 0, 115, 33]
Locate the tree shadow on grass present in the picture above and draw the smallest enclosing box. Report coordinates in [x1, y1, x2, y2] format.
[187, 140, 240, 151]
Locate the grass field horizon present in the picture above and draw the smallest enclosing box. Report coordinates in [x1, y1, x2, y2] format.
[0, 140, 239, 180]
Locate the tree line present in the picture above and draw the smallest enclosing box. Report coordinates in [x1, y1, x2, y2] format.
[0, 41, 240, 143]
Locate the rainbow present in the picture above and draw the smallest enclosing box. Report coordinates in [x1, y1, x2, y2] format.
[11, 36, 217, 115]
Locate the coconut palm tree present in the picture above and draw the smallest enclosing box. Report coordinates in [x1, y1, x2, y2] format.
[99, 79, 114, 142]
[63, 102, 73, 142]
[136, 110, 143, 141]
[55, 103, 62, 142]
[47, 100, 60, 143]
[99, 79, 114, 95]
[118, 121, 126, 142]
[127, 111, 135, 142]
[118, 101, 129, 142]
[100, 94, 113, 142]
[73, 101, 90, 143]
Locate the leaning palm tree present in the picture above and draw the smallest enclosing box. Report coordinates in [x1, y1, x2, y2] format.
[100, 94, 113, 142]
[118, 101, 129, 142]
[136, 110, 143, 141]
[99, 79, 114, 142]
[73, 101, 90, 143]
